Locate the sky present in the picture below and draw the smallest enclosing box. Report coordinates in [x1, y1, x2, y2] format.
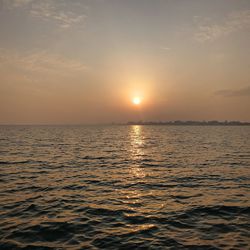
[0, 0, 250, 124]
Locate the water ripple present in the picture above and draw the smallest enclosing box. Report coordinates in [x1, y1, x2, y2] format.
[0, 125, 250, 249]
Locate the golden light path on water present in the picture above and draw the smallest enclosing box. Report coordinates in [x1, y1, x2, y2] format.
[121, 125, 157, 233]
[130, 125, 146, 178]
[119, 126, 146, 207]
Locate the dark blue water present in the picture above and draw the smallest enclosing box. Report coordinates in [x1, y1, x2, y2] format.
[0, 125, 250, 249]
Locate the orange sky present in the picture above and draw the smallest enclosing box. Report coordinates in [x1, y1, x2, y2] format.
[0, 0, 250, 124]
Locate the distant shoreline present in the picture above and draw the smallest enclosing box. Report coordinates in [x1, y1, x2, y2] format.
[126, 121, 250, 126]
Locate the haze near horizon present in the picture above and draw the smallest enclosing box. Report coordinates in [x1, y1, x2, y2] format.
[0, 0, 250, 124]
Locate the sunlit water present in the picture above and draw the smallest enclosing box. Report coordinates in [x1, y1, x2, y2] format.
[0, 125, 250, 250]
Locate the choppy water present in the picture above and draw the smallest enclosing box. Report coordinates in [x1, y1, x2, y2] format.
[0, 125, 250, 250]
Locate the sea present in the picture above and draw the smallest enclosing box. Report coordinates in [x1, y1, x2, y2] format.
[0, 125, 249, 250]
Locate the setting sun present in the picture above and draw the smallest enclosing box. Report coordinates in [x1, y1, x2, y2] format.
[132, 97, 141, 105]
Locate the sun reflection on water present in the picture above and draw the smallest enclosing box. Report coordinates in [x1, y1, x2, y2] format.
[129, 125, 146, 178]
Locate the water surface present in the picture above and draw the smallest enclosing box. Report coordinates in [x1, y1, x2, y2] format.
[0, 125, 250, 249]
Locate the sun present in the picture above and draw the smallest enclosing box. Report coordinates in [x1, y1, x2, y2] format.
[132, 97, 141, 105]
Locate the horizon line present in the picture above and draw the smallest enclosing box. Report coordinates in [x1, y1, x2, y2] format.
[0, 120, 250, 126]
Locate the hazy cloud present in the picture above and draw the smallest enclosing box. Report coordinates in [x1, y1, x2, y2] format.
[5, 0, 32, 8]
[195, 10, 250, 42]
[30, 1, 86, 29]
[2, 0, 87, 28]
[215, 86, 250, 97]
[161, 47, 171, 51]
[0, 48, 88, 75]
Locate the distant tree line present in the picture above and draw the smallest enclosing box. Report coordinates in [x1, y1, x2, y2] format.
[126, 120, 250, 126]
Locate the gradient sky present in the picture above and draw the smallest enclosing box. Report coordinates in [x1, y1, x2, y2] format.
[0, 0, 250, 124]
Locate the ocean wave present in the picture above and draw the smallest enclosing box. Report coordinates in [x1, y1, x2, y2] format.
[0, 125, 250, 249]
